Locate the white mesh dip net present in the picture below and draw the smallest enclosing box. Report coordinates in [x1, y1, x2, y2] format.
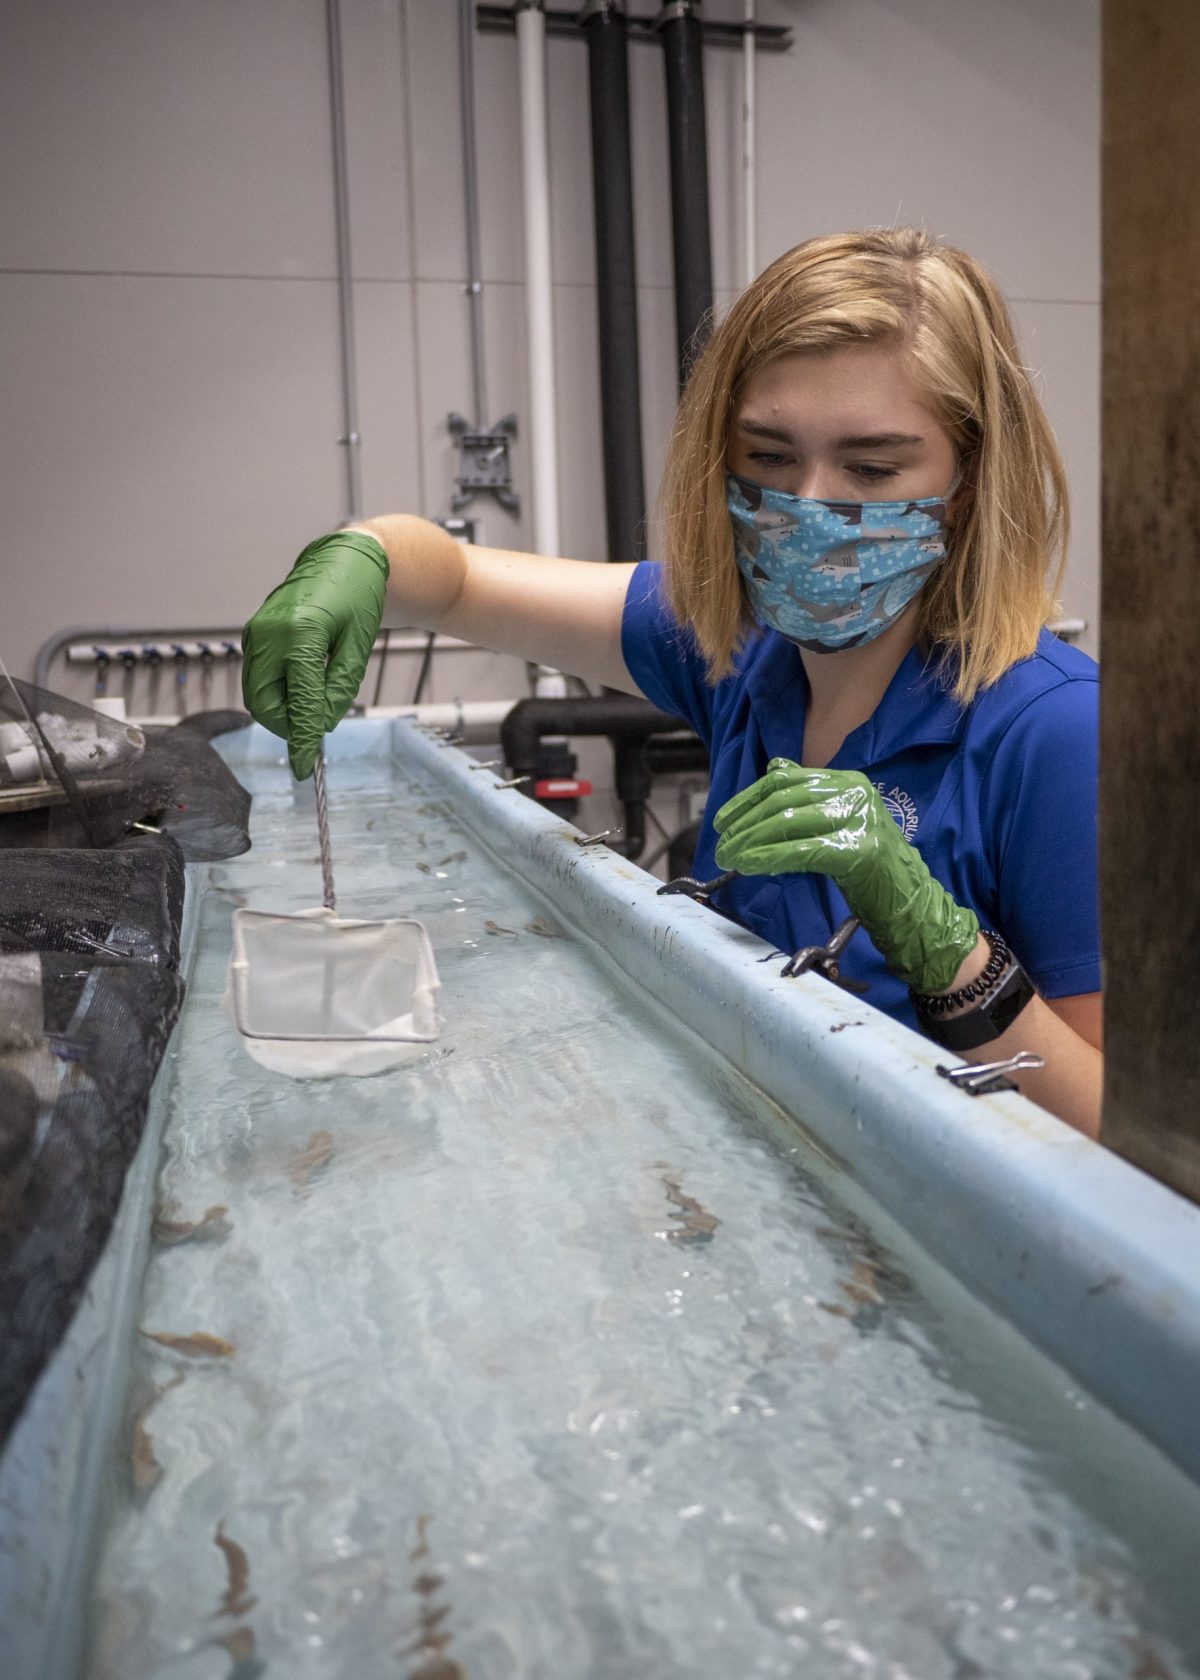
[227, 750, 442, 1077]
[229, 906, 442, 1078]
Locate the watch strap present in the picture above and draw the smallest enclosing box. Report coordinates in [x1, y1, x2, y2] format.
[912, 933, 1036, 1051]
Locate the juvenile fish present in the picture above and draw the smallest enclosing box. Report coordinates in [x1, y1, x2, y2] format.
[402, 1514, 464, 1680]
[288, 1129, 334, 1187]
[483, 920, 518, 937]
[140, 1329, 236, 1359]
[662, 1176, 720, 1244]
[214, 1521, 257, 1618]
[838, 1258, 885, 1307]
[129, 1370, 185, 1489]
[220, 1627, 256, 1661]
[218, 1625, 266, 1680]
[130, 1413, 162, 1489]
[152, 1201, 230, 1244]
[524, 916, 564, 939]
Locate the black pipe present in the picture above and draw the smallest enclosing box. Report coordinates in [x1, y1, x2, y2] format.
[612, 735, 651, 859]
[644, 736, 709, 775]
[500, 695, 695, 860]
[659, 0, 714, 384]
[501, 697, 689, 773]
[581, 0, 647, 561]
[667, 815, 704, 881]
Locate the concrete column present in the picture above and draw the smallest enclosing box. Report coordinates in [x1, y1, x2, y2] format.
[1099, 0, 1200, 1197]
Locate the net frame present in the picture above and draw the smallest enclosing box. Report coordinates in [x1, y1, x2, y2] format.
[228, 905, 442, 1048]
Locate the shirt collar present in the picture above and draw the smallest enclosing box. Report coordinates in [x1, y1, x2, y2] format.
[742, 629, 967, 766]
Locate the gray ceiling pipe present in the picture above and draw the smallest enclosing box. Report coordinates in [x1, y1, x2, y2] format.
[581, 0, 648, 562]
[657, 0, 715, 384]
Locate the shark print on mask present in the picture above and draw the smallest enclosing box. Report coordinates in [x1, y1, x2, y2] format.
[727, 473, 953, 652]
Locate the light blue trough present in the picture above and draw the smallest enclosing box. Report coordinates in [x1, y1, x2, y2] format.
[2, 714, 1198, 1680]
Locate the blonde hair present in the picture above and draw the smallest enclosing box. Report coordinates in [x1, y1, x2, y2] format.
[658, 228, 1068, 704]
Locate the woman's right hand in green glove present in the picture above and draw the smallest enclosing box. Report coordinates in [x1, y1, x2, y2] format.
[241, 531, 389, 779]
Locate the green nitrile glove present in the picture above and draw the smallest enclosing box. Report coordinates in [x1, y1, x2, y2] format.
[241, 531, 389, 779]
[714, 759, 980, 993]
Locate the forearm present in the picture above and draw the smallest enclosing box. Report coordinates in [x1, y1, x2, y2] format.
[931, 934, 1102, 1139]
[972, 993, 1102, 1138]
[352, 519, 638, 690]
[347, 515, 467, 632]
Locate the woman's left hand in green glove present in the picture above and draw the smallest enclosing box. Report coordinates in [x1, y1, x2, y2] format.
[713, 759, 980, 994]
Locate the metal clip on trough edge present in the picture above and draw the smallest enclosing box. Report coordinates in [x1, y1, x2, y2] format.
[937, 1051, 1045, 1097]
[780, 915, 868, 993]
[657, 869, 738, 906]
[657, 877, 869, 996]
[655, 868, 1044, 1085]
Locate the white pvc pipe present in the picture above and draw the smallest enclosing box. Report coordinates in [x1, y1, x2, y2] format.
[365, 698, 520, 740]
[742, 0, 757, 288]
[516, 3, 567, 707]
[516, 3, 560, 560]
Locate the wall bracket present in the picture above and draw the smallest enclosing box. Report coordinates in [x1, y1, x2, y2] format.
[447, 411, 520, 512]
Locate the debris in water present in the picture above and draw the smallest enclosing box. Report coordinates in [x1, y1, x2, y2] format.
[483, 920, 518, 937]
[140, 1329, 236, 1359]
[661, 1176, 720, 1244]
[288, 1129, 334, 1187]
[523, 916, 564, 939]
[152, 1200, 230, 1244]
[214, 1521, 258, 1618]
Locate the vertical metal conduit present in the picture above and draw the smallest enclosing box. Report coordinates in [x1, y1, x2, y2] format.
[742, 0, 757, 288]
[658, 0, 714, 385]
[458, 0, 490, 429]
[325, 0, 363, 523]
[581, 0, 647, 562]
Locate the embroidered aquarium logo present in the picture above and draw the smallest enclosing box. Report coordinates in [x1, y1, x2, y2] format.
[876, 782, 919, 842]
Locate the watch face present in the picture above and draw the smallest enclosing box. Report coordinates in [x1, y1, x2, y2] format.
[987, 964, 1036, 1037]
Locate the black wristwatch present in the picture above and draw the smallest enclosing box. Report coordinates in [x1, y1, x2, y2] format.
[912, 931, 1035, 1051]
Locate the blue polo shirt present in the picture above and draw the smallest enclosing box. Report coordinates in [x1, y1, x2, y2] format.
[622, 561, 1101, 1031]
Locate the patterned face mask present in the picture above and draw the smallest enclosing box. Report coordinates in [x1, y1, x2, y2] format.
[726, 472, 956, 652]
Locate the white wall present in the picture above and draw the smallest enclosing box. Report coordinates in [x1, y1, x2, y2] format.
[1, 0, 1099, 713]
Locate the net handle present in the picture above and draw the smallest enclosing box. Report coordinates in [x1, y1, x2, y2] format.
[312, 750, 337, 912]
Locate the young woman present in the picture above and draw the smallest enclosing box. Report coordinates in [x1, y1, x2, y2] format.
[242, 228, 1102, 1137]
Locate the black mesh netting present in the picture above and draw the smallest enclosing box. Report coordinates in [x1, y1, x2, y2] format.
[0, 685, 254, 1445]
[0, 678, 251, 858]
